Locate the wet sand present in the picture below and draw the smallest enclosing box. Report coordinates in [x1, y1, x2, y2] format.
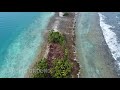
[75, 12, 118, 78]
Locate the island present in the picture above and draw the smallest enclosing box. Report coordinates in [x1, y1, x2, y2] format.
[26, 12, 80, 78]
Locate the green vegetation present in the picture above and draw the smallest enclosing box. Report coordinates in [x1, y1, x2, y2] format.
[33, 57, 73, 78]
[50, 59, 72, 78]
[63, 12, 69, 16]
[32, 30, 74, 78]
[33, 58, 48, 78]
[48, 30, 65, 45]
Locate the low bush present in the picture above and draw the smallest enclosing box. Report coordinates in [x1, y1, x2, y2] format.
[50, 59, 72, 78]
[63, 12, 69, 16]
[33, 58, 48, 78]
[48, 30, 65, 45]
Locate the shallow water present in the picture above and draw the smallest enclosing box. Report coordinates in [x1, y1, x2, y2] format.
[0, 12, 54, 78]
[76, 12, 118, 78]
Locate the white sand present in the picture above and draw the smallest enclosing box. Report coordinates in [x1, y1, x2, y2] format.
[44, 45, 49, 58]
[52, 20, 59, 32]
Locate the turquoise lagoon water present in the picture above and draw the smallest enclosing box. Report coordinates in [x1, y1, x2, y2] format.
[0, 12, 54, 78]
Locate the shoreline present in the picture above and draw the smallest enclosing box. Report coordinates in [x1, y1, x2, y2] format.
[75, 12, 118, 78]
[98, 13, 119, 77]
[25, 12, 80, 78]
[98, 13, 120, 76]
[97, 13, 119, 77]
[25, 13, 57, 78]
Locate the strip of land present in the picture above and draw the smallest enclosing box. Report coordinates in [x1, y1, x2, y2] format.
[25, 12, 80, 78]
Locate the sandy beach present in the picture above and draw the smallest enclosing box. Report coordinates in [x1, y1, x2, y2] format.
[25, 12, 79, 78]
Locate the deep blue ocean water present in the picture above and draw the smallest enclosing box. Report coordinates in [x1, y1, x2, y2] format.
[0, 12, 54, 78]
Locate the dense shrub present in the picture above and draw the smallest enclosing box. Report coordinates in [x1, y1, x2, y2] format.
[50, 59, 72, 78]
[48, 30, 65, 45]
[63, 12, 69, 16]
[33, 58, 48, 78]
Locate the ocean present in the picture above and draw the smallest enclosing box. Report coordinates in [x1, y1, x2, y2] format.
[76, 12, 119, 77]
[99, 12, 120, 75]
[0, 12, 54, 78]
[0, 12, 120, 78]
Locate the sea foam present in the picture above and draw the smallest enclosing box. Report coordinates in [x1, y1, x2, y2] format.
[98, 13, 120, 71]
